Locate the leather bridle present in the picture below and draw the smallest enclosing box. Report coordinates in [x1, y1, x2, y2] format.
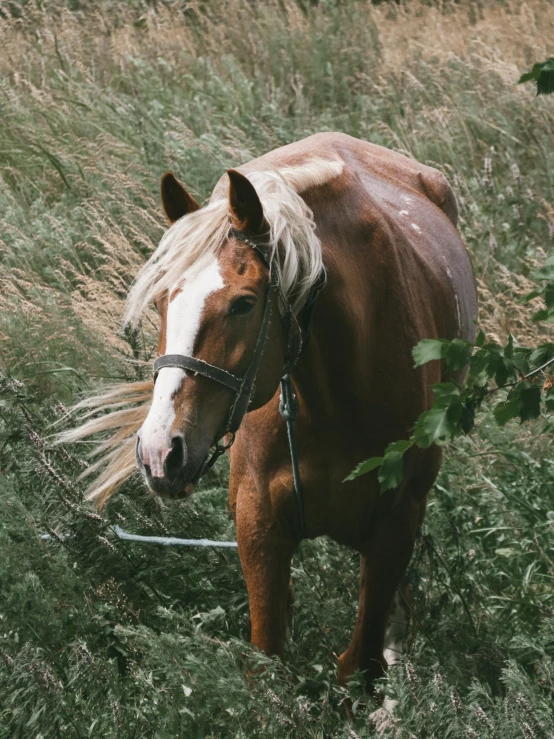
[152, 227, 325, 538]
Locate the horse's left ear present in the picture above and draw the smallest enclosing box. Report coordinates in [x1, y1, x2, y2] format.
[161, 172, 200, 224]
[227, 169, 265, 234]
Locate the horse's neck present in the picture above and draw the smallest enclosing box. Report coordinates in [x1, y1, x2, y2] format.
[290, 274, 360, 421]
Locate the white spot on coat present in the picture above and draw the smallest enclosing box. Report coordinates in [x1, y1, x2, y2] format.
[445, 263, 462, 336]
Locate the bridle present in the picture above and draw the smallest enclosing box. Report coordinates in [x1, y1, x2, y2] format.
[152, 227, 325, 539]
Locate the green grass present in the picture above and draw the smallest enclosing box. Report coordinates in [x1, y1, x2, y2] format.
[1, 0, 553, 736]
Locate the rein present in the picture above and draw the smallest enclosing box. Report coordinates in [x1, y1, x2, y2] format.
[152, 227, 325, 540]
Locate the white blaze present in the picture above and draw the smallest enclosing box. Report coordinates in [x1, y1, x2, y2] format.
[139, 257, 225, 477]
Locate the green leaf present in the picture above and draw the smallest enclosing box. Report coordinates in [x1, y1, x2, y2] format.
[413, 339, 448, 367]
[469, 348, 492, 384]
[517, 58, 554, 96]
[490, 352, 515, 387]
[512, 349, 531, 374]
[431, 382, 461, 399]
[529, 345, 554, 368]
[345, 456, 383, 481]
[519, 385, 541, 421]
[543, 282, 554, 309]
[537, 67, 554, 95]
[533, 308, 550, 323]
[475, 329, 485, 347]
[384, 439, 412, 454]
[412, 385, 462, 447]
[493, 384, 541, 426]
[522, 288, 542, 303]
[423, 405, 459, 443]
[347, 441, 412, 488]
[493, 398, 520, 426]
[445, 339, 472, 372]
[545, 388, 554, 413]
[504, 334, 514, 361]
[413, 338, 472, 373]
[459, 398, 476, 434]
[378, 450, 405, 492]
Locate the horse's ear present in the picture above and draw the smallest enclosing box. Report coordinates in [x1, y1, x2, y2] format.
[161, 172, 200, 224]
[227, 169, 265, 234]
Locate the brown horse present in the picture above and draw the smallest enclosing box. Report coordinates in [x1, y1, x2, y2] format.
[69, 132, 477, 697]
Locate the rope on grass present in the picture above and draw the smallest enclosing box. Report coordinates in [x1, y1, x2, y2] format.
[112, 525, 238, 548]
[40, 525, 238, 549]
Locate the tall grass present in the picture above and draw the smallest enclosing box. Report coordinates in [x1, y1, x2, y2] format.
[1, 0, 552, 392]
[0, 0, 553, 736]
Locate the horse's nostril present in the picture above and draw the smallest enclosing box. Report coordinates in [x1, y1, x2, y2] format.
[164, 434, 185, 476]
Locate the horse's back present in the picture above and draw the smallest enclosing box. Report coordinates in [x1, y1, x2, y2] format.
[274, 134, 476, 344]
[214, 132, 477, 348]
[232, 132, 458, 225]
[313, 132, 459, 225]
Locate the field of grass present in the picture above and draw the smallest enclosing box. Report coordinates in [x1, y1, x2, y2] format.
[1, 0, 553, 736]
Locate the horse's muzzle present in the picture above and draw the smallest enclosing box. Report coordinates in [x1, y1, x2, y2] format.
[136, 434, 197, 499]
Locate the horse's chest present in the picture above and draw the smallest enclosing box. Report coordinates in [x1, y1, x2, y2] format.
[232, 412, 396, 547]
[261, 444, 382, 546]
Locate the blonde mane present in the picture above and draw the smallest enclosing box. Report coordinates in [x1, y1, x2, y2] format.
[126, 163, 327, 323]
[60, 157, 341, 507]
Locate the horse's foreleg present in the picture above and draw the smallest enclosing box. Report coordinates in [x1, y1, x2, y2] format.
[236, 515, 297, 659]
[337, 494, 423, 691]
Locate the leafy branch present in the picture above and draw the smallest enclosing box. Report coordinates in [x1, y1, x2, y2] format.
[517, 58, 554, 96]
[347, 254, 554, 493]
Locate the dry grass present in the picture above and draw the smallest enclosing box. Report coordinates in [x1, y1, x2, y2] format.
[0, 0, 552, 389]
[478, 256, 554, 346]
[4, 1, 551, 77]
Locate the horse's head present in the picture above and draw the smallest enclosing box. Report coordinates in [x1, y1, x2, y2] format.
[136, 170, 289, 498]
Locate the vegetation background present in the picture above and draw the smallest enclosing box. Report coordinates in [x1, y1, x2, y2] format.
[0, 0, 553, 736]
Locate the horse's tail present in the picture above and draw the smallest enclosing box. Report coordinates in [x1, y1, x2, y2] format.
[56, 380, 153, 509]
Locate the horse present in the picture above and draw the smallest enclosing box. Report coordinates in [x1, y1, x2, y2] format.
[67, 132, 477, 697]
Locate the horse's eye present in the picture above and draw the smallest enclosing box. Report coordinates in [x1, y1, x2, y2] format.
[229, 296, 256, 316]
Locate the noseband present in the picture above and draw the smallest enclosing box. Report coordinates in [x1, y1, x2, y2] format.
[152, 227, 325, 539]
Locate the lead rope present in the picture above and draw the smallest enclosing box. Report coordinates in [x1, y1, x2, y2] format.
[279, 374, 307, 540]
